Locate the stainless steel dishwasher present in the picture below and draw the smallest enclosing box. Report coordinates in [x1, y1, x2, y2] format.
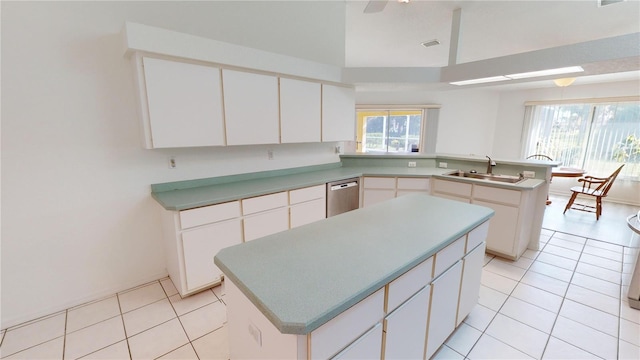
[326, 177, 360, 217]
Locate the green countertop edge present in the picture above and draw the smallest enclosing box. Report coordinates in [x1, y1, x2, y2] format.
[214, 195, 495, 335]
[151, 162, 343, 192]
[151, 163, 545, 211]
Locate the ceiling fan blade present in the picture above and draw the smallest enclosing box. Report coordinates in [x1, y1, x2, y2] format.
[364, 0, 388, 14]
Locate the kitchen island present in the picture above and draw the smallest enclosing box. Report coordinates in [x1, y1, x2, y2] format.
[215, 194, 494, 359]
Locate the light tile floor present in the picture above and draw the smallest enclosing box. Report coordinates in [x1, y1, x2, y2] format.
[1, 195, 639, 359]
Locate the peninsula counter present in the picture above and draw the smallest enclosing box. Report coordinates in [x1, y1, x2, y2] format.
[215, 194, 494, 359]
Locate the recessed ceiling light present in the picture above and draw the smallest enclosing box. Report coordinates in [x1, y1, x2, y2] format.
[398, 0, 411, 3]
[421, 39, 440, 48]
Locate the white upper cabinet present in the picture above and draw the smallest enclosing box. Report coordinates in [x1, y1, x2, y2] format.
[222, 69, 280, 145]
[279, 78, 321, 143]
[322, 84, 356, 142]
[142, 57, 225, 148]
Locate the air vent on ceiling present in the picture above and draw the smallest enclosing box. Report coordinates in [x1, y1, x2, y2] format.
[421, 39, 441, 48]
[598, 0, 625, 7]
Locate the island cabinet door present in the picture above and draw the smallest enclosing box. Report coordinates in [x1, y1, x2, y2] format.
[310, 288, 384, 359]
[425, 260, 463, 360]
[331, 323, 383, 360]
[383, 285, 430, 359]
[456, 242, 486, 326]
[181, 218, 242, 291]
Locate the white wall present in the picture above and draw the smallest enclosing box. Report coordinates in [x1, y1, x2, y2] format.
[1, 1, 345, 328]
[355, 88, 502, 155]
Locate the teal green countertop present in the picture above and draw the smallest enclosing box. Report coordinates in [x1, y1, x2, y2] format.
[151, 162, 543, 211]
[214, 194, 494, 334]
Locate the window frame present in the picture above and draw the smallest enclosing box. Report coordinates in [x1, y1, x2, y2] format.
[521, 97, 640, 181]
[355, 105, 440, 154]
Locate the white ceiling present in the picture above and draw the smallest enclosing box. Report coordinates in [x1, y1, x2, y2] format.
[344, 0, 640, 89]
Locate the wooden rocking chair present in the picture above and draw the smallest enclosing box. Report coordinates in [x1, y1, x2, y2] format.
[563, 164, 625, 220]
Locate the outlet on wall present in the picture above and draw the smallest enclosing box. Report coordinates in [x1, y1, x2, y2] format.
[168, 157, 176, 169]
[267, 149, 274, 160]
[408, 161, 417, 168]
[523, 170, 535, 178]
[438, 162, 448, 168]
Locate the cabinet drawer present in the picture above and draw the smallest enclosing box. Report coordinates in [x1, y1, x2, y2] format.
[433, 236, 466, 278]
[386, 257, 433, 313]
[179, 201, 241, 230]
[242, 192, 288, 215]
[397, 177, 430, 191]
[311, 288, 384, 360]
[363, 177, 396, 189]
[289, 184, 325, 205]
[467, 221, 490, 253]
[473, 185, 521, 206]
[432, 180, 472, 197]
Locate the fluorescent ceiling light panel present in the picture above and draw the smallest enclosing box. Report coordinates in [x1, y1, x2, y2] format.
[507, 66, 584, 79]
[450, 76, 510, 86]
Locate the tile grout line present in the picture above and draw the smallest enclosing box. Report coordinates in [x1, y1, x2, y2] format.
[115, 287, 134, 360]
[158, 279, 201, 360]
[537, 231, 583, 360]
[464, 242, 544, 359]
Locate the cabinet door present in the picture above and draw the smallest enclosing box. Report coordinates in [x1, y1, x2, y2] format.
[142, 57, 224, 148]
[362, 189, 396, 208]
[425, 261, 463, 360]
[280, 78, 321, 143]
[383, 285, 430, 359]
[321, 84, 355, 142]
[182, 218, 242, 291]
[243, 208, 289, 242]
[472, 200, 518, 257]
[457, 243, 486, 326]
[431, 193, 471, 203]
[223, 69, 279, 145]
[311, 288, 384, 360]
[332, 323, 382, 360]
[432, 179, 472, 198]
[290, 199, 326, 228]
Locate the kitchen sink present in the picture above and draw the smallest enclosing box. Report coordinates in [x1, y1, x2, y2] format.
[446, 171, 525, 184]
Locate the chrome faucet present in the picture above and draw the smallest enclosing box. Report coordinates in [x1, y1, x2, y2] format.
[486, 156, 495, 174]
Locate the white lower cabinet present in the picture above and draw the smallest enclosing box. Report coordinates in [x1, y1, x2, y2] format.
[457, 242, 486, 326]
[290, 199, 326, 228]
[425, 260, 463, 360]
[243, 207, 289, 242]
[362, 189, 396, 207]
[362, 176, 431, 207]
[383, 285, 430, 359]
[161, 201, 242, 296]
[289, 185, 326, 229]
[433, 178, 537, 260]
[472, 200, 519, 257]
[182, 218, 242, 291]
[332, 323, 383, 360]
